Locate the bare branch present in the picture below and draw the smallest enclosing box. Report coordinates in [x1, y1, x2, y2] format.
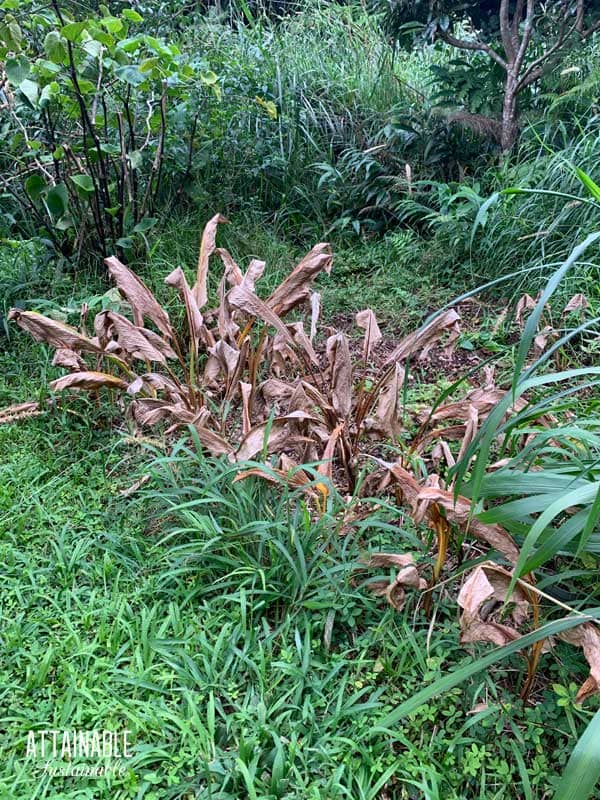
[511, 0, 525, 52]
[517, 17, 578, 91]
[499, 0, 516, 62]
[514, 0, 536, 73]
[438, 29, 508, 70]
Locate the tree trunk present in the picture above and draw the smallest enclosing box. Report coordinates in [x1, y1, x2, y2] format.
[501, 76, 519, 152]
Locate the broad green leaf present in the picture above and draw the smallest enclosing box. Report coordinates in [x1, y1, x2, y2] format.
[114, 65, 145, 86]
[554, 708, 600, 800]
[18, 78, 39, 108]
[5, 54, 29, 85]
[0, 16, 22, 51]
[122, 9, 143, 22]
[133, 217, 158, 233]
[44, 30, 67, 63]
[100, 16, 123, 34]
[46, 183, 69, 218]
[39, 82, 59, 108]
[70, 174, 95, 196]
[61, 21, 86, 42]
[24, 174, 47, 202]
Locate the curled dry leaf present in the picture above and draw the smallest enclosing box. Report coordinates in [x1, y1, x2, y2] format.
[267, 243, 333, 316]
[458, 563, 530, 647]
[558, 623, 600, 702]
[194, 213, 227, 308]
[387, 463, 520, 563]
[326, 333, 352, 419]
[356, 308, 382, 360]
[106, 256, 172, 337]
[383, 309, 460, 367]
[8, 309, 103, 353]
[563, 293, 589, 316]
[368, 362, 404, 438]
[365, 552, 426, 611]
[52, 348, 86, 371]
[234, 411, 319, 462]
[95, 311, 177, 364]
[165, 267, 204, 350]
[515, 294, 536, 329]
[228, 285, 294, 344]
[50, 371, 129, 393]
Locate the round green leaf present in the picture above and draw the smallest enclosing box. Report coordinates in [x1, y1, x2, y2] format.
[114, 65, 145, 86]
[44, 30, 67, 63]
[46, 183, 69, 218]
[70, 174, 95, 196]
[5, 54, 29, 86]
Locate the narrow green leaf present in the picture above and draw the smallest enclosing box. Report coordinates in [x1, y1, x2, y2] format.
[554, 708, 600, 800]
[374, 610, 600, 731]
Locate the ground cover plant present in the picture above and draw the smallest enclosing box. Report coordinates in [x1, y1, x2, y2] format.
[2, 1, 600, 798]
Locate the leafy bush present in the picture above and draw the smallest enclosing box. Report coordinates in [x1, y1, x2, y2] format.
[0, 1, 219, 262]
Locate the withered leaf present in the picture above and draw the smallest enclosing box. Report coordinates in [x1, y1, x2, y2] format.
[95, 311, 177, 364]
[387, 463, 520, 563]
[9, 309, 103, 353]
[326, 333, 352, 419]
[383, 309, 461, 367]
[228, 285, 294, 344]
[52, 348, 86, 371]
[194, 213, 227, 308]
[106, 255, 172, 337]
[165, 266, 204, 349]
[559, 623, 600, 702]
[267, 243, 333, 316]
[50, 371, 128, 392]
[356, 308, 382, 360]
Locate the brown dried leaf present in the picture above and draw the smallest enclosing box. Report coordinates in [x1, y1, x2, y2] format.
[383, 309, 461, 367]
[235, 411, 318, 462]
[563, 293, 589, 315]
[8, 309, 103, 353]
[387, 464, 520, 563]
[106, 255, 172, 337]
[356, 308, 382, 360]
[326, 333, 352, 419]
[559, 623, 600, 702]
[52, 348, 86, 371]
[369, 362, 404, 438]
[165, 266, 204, 349]
[458, 564, 530, 647]
[50, 371, 128, 392]
[228, 285, 294, 343]
[515, 294, 536, 329]
[95, 311, 177, 364]
[367, 552, 427, 611]
[194, 213, 227, 308]
[267, 243, 333, 316]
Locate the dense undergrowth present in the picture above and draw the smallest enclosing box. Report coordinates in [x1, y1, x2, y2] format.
[2, 1, 600, 798]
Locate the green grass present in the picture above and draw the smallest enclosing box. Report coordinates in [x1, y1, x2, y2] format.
[0, 337, 595, 799]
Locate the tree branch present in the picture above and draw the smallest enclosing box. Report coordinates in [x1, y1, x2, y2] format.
[499, 0, 516, 62]
[438, 29, 507, 70]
